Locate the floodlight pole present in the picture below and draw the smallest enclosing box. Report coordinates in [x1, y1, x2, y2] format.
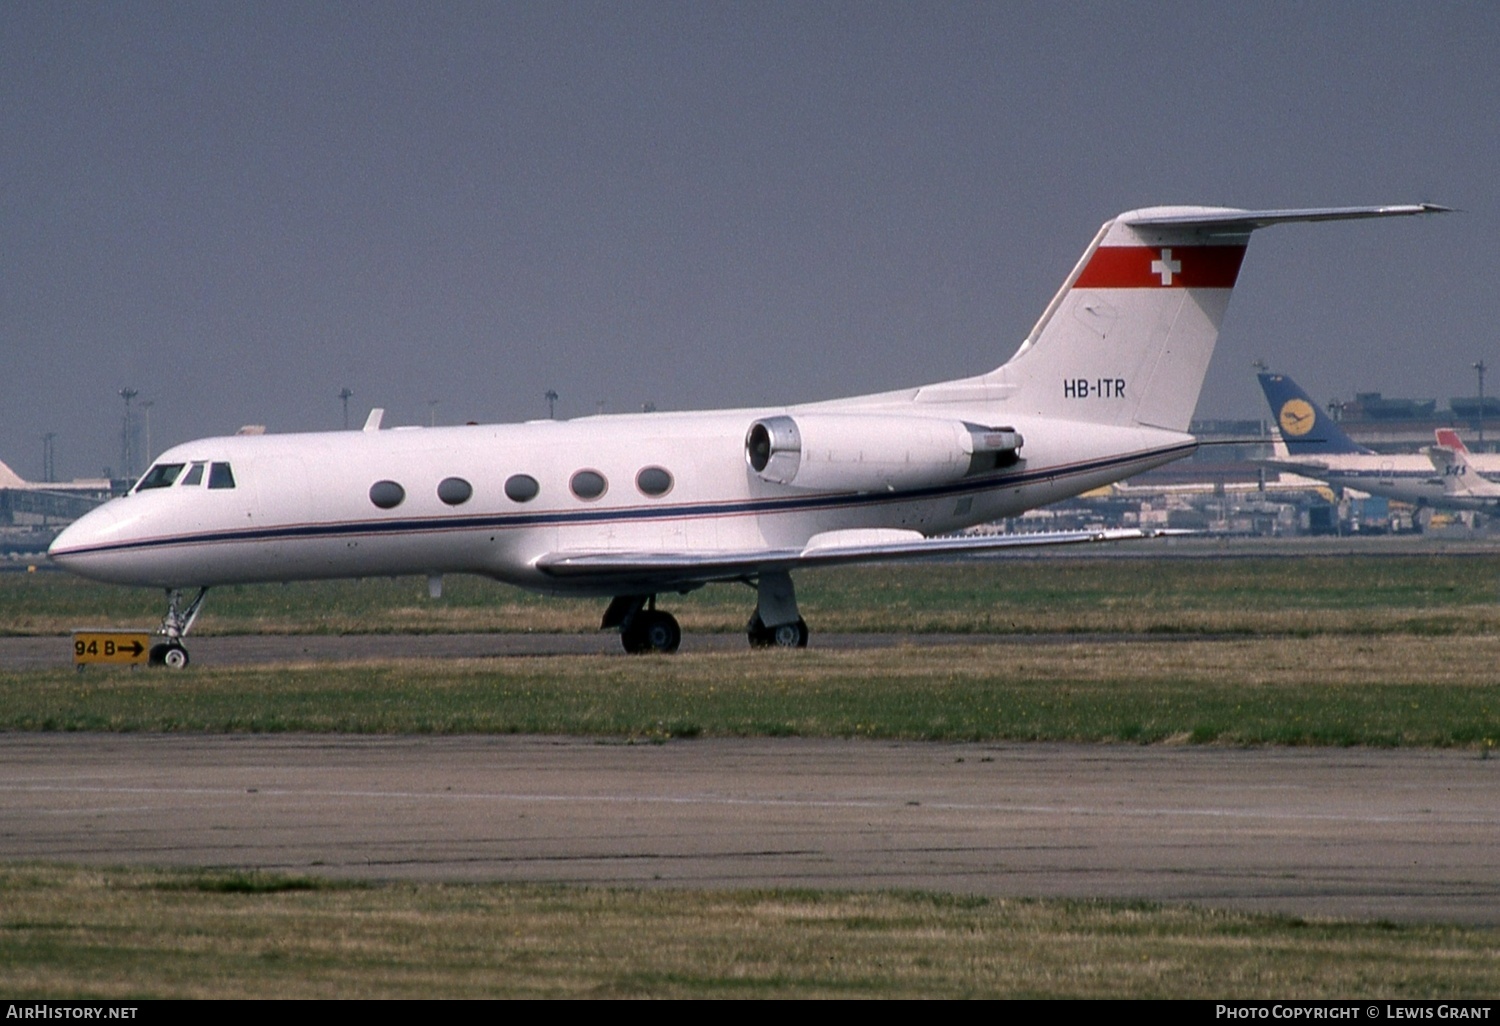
[1475, 361, 1487, 449]
[339, 388, 354, 430]
[118, 388, 138, 480]
[140, 400, 154, 465]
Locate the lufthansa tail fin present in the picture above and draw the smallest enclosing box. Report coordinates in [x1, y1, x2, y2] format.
[979, 205, 1446, 433]
[1257, 372, 1372, 455]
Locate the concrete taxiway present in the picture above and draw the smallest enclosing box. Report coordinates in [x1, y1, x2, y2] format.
[3, 733, 1497, 925]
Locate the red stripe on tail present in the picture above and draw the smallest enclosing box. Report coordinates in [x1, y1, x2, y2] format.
[1075, 245, 1246, 289]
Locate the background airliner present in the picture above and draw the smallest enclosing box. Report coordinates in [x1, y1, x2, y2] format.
[1426, 435, 1500, 508]
[49, 204, 1445, 664]
[0, 458, 113, 524]
[1258, 372, 1499, 509]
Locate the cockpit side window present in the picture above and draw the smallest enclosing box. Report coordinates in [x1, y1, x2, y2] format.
[135, 463, 185, 491]
[207, 462, 236, 489]
[181, 462, 206, 487]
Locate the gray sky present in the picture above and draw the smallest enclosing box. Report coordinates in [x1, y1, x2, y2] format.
[4, 2, 1496, 480]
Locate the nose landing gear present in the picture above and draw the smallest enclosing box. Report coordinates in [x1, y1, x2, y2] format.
[149, 587, 208, 668]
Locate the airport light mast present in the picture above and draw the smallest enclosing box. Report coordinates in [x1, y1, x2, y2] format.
[338, 388, 354, 430]
[140, 400, 154, 465]
[117, 388, 138, 481]
[1474, 360, 1487, 449]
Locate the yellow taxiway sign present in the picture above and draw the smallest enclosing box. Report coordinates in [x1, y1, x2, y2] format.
[72, 630, 152, 667]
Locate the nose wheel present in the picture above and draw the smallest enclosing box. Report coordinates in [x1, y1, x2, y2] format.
[151, 587, 208, 669]
[149, 642, 190, 668]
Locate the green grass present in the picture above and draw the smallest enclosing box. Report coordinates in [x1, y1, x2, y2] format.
[7, 556, 1500, 745]
[8, 552, 1500, 637]
[3, 866, 1497, 998]
[5, 637, 1499, 745]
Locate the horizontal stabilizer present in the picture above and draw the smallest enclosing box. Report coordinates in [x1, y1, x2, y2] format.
[1123, 204, 1450, 232]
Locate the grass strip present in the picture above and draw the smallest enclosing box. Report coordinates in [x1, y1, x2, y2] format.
[6, 637, 1500, 746]
[7, 555, 1500, 637]
[2, 865, 1497, 999]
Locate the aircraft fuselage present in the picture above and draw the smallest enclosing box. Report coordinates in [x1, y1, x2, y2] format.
[50, 404, 1191, 595]
[1265, 456, 1500, 510]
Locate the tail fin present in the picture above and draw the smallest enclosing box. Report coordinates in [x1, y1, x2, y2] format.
[1435, 428, 1469, 453]
[983, 204, 1446, 433]
[1257, 372, 1372, 455]
[1427, 442, 1500, 500]
[0, 458, 27, 489]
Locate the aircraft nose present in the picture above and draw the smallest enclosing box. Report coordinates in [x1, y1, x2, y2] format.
[48, 504, 124, 576]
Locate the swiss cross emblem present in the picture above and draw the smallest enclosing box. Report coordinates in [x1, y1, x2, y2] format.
[1150, 248, 1181, 286]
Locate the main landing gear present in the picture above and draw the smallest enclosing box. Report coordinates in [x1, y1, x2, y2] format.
[746, 613, 809, 648]
[602, 595, 683, 654]
[603, 571, 809, 654]
[149, 587, 208, 668]
[745, 570, 808, 648]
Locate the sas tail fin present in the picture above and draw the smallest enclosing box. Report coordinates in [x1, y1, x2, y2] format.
[1257, 372, 1372, 455]
[982, 205, 1446, 433]
[1426, 442, 1500, 500]
[1435, 428, 1470, 453]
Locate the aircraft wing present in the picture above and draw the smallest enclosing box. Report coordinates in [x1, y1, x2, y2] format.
[1260, 458, 1332, 476]
[533, 527, 1172, 589]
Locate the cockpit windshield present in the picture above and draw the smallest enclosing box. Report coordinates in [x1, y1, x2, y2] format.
[134, 463, 185, 491]
[132, 461, 235, 492]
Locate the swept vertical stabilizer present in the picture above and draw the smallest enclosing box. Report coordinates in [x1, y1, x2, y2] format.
[1257, 372, 1373, 456]
[985, 205, 1446, 434]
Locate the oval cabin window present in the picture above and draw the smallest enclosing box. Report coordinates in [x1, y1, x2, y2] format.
[369, 480, 405, 509]
[437, 477, 473, 506]
[636, 466, 673, 497]
[569, 470, 607, 501]
[504, 474, 540, 503]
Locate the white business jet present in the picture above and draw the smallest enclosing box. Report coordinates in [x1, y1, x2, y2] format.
[48, 203, 1445, 664]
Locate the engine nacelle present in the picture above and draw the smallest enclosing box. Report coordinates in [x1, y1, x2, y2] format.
[745, 413, 1022, 492]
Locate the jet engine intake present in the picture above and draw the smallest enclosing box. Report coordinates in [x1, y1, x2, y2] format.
[745, 413, 1022, 492]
